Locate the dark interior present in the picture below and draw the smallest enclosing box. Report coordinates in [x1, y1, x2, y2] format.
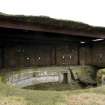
[0, 27, 104, 68]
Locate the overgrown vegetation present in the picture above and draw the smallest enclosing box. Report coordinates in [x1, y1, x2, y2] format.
[0, 79, 105, 105]
[0, 80, 66, 105]
[0, 66, 104, 105]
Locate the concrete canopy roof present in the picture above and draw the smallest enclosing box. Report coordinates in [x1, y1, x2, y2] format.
[0, 12, 105, 38]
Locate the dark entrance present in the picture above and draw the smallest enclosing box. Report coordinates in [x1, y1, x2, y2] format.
[63, 73, 68, 83]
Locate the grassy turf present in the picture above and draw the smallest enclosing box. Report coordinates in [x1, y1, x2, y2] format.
[0, 65, 103, 105]
[0, 75, 105, 105]
[0, 81, 66, 105]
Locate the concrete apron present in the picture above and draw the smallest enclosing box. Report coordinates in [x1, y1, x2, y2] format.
[5, 67, 71, 88]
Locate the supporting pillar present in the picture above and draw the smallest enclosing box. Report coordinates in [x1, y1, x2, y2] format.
[1, 47, 5, 68]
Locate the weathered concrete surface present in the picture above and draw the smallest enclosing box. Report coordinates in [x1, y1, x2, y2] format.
[1, 66, 97, 88]
[4, 67, 71, 88]
[71, 66, 97, 84]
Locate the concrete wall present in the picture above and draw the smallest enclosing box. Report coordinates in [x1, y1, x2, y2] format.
[79, 42, 105, 67]
[5, 67, 71, 88]
[1, 42, 105, 68]
[4, 45, 52, 67]
[79, 46, 92, 65]
[56, 44, 78, 65]
[3, 44, 79, 68]
[92, 43, 105, 66]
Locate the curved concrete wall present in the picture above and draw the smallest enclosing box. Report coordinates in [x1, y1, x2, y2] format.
[5, 67, 71, 88]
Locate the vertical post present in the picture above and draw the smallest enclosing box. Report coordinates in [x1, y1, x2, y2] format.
[77, 44, 80, 65]
[53, 46, 56, 65]
[1, 46, 5, 68]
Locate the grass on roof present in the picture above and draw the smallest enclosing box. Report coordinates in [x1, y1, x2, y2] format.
[0, 12, 105, 34]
